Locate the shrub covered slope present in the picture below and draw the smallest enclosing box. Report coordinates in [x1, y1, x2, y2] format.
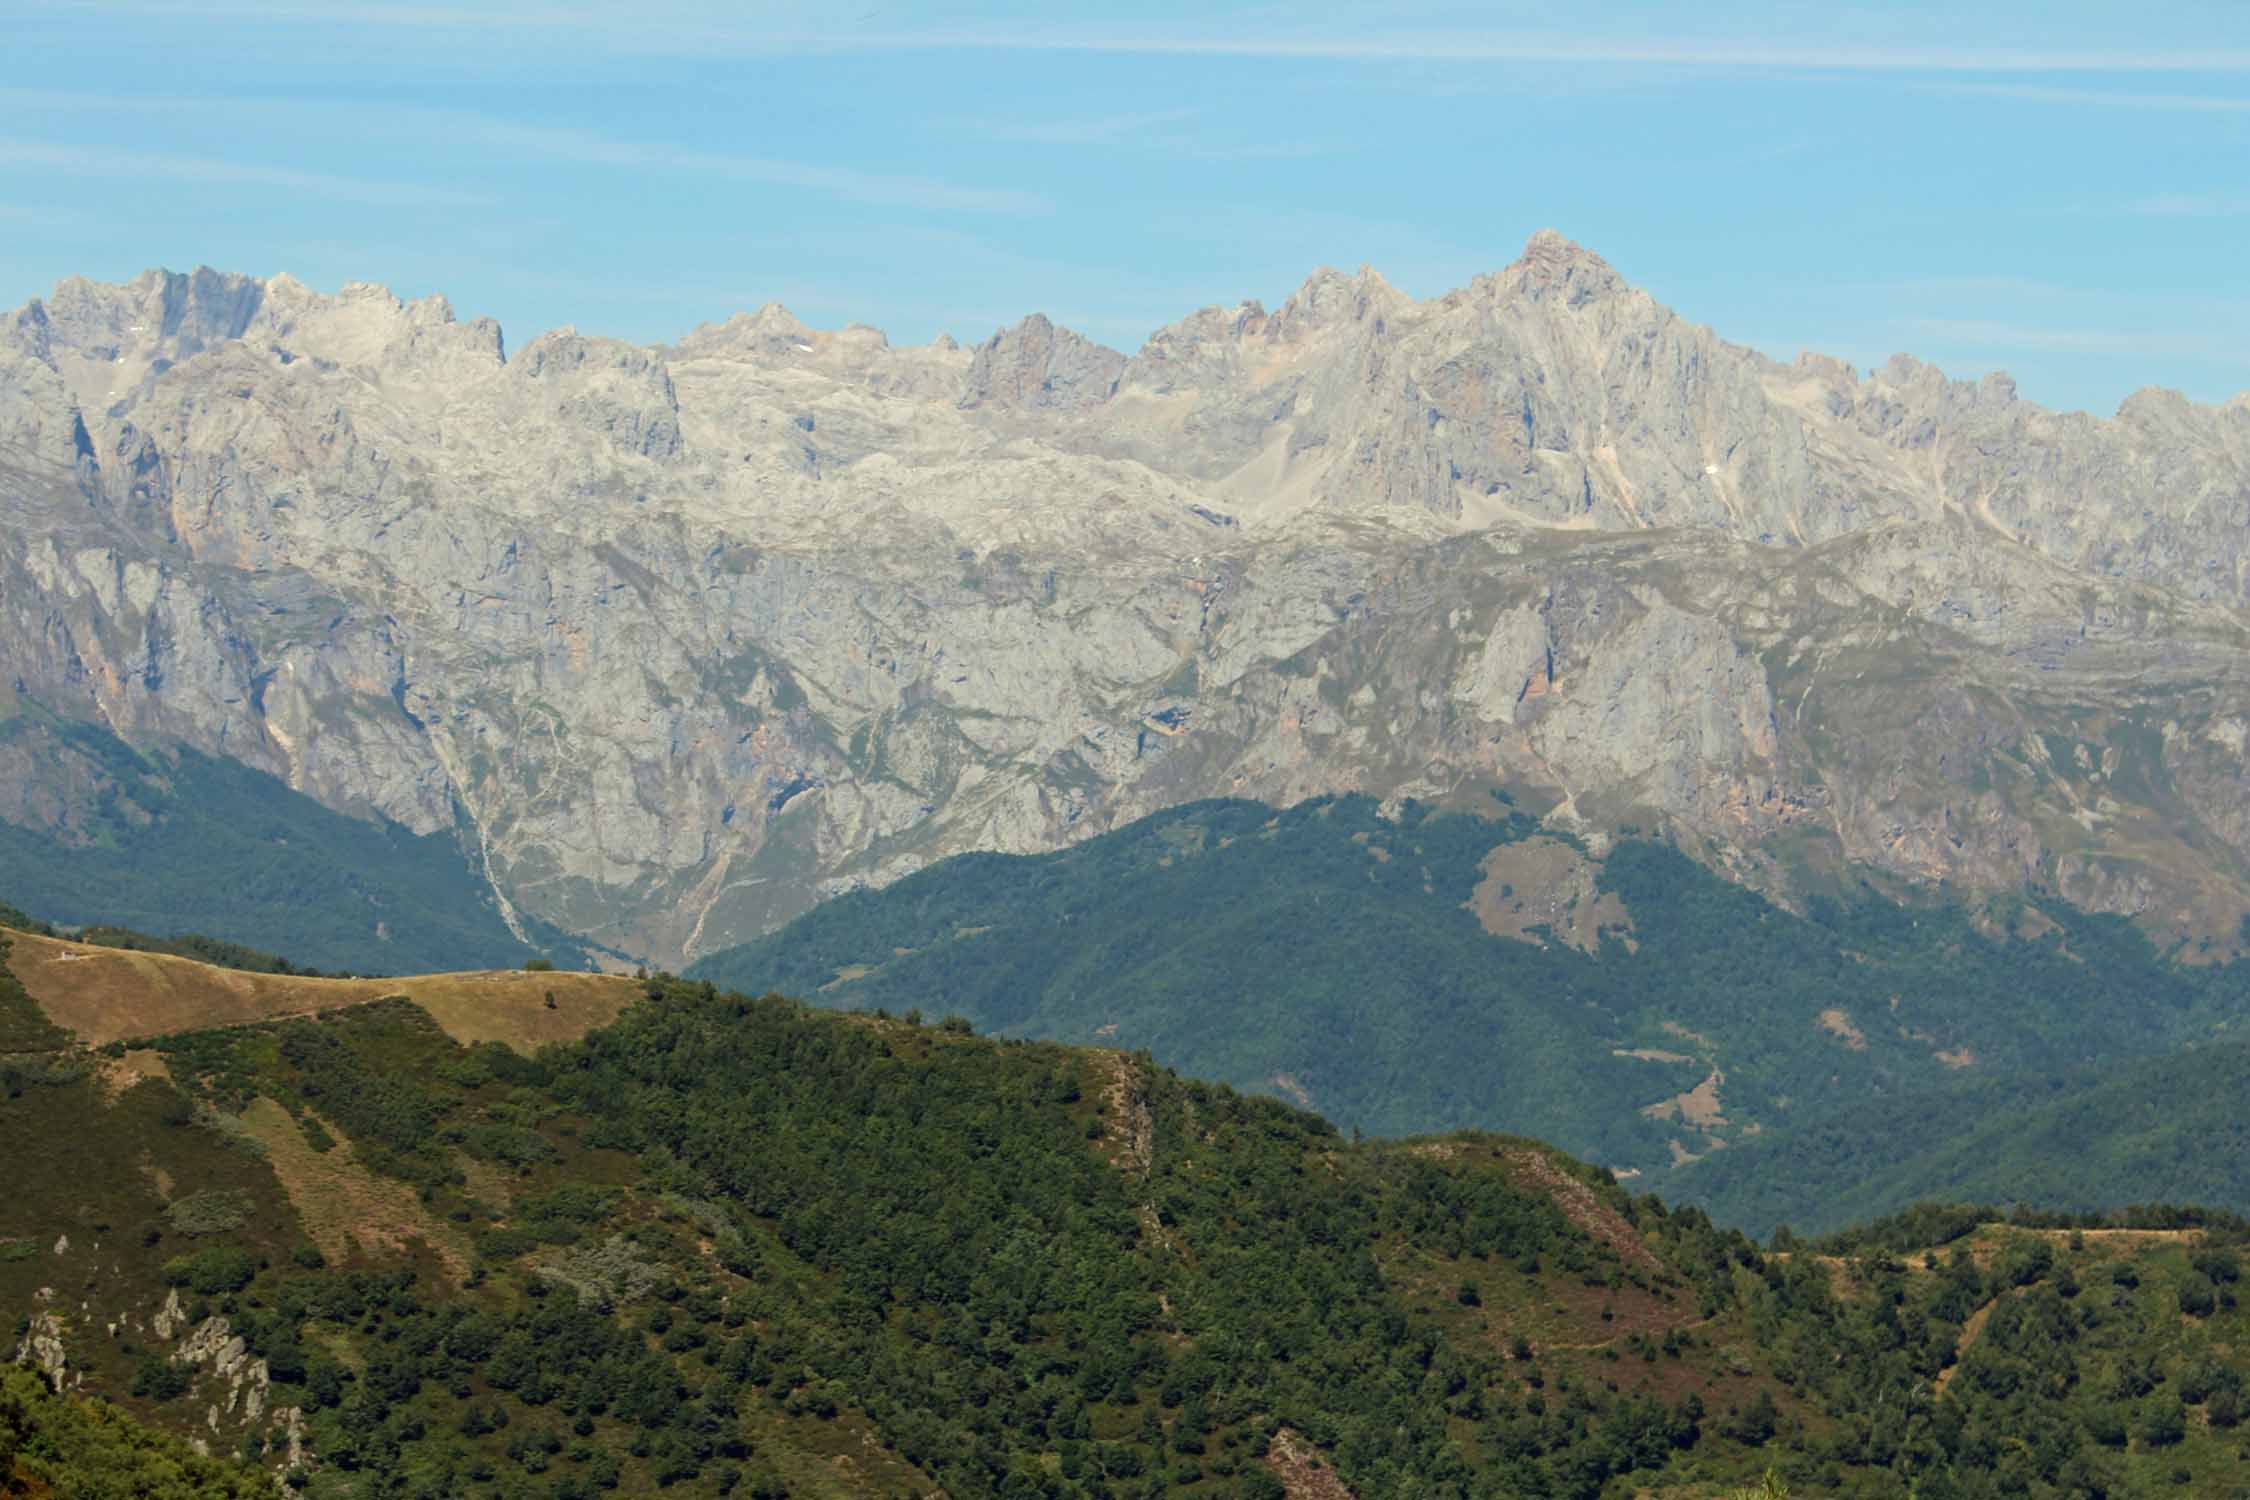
[6, 929, 2250, 1498]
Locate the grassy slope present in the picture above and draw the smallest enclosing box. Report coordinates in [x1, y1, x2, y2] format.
[2, 924, 638, 1047]
[688, 794, 2250, 1228]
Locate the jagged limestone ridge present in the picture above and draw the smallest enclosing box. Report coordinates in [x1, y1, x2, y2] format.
[3, 235, 2249, 963]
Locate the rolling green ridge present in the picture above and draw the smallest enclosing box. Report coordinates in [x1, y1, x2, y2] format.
[689, 795, 2250, 1231]
[0, 716, 589, 974]
[7, 933, 2250, 1499]
[1682, 1039, 2250, 1240]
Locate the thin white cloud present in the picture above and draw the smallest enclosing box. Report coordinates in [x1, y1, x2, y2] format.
[971, 108, 1202, 147]
[859, 31, 2250, 73]
[2131, 192, 2250, 217]
[0, 139, 477, 205]
[0, 91, 1042, 216]
[1925, 82, 2250, 110]
[0, 200, 87, 228]
[37, 0, 648, 26]
[1872, 273, 2075, 298]
[455, 119, 1044, 214]
[944, 106, 1321, 161]
[39, 4, 2250, 71]
[1904, 316, 2250, 365]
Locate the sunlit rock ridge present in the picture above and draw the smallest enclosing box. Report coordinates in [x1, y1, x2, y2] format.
[5, 231, 2250, 965]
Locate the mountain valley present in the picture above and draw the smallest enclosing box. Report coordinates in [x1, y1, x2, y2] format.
[688, 793, 2250, 1236]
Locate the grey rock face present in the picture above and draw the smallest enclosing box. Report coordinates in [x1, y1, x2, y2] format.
[961, 313, 1126, 411]
[3, 231, 2249, 965]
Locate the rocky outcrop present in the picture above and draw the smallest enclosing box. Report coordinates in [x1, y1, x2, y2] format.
[960, 313, 1125, 410]
[3, 234, 2249, 964]
[172, 1314, 269, 1425]
[12, 1307, 67, 1391]
[152, 1287, 188, 1340]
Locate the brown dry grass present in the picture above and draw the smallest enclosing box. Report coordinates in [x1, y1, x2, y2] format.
[6, 927, 637, 1054]
[456, 1154, 518, 1215]
[234, 1096, 471, 1280]
[1465, 837, 1632, 954]
[1788, 1224, 2206, 1304]
[8, 929, 388, 1044]
[2053, 1227, 2203, 1250]
[1816, 1008, 1869, 1051]
[1503, 1146, 1665, 1274]
[1937, 1225, 2200, 1267]
[1641, 1067, 1728, 1129]
[95, 1048, 172, 1100]
[393, 971, 638, 1052]
[1388, 1233, 1696, 1358]
[1934, 1293, 2008, 1398]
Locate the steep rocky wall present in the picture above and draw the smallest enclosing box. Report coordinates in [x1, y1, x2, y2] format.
[3, 235, 2248, 964]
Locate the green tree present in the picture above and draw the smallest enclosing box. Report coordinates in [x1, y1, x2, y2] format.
[2137, 1395, 2188, 1448]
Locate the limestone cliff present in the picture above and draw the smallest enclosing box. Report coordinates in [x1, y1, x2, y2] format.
[4, 237, 2248, 964]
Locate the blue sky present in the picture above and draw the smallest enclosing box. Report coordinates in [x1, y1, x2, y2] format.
[4, 1, 2247, 414]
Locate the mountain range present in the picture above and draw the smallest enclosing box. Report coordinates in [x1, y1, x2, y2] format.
[7, 233, 2250, 968]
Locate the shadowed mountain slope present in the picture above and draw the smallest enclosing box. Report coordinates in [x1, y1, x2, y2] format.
[691, 794, 2250, 1227]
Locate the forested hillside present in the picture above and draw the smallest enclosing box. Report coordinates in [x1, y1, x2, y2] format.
[2, 1366, 270, 1498]
[0, 717, 587, 974]
[1684, 1039, 2250, 1239]
[690, 795, 2250, 1228]
[7, 926, 2250, 1498]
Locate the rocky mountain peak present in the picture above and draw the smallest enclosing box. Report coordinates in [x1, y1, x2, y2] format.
[2116, 385, 2199, 429]
[674, 302, 820, 361]
[958, 312, 1125, 411]
[1272, 264, 1409, 339]
[1117, 300, 1277, 397]
[245, 273, 500, 374]
[1872, 353, 1946, 390]
[7, 255, 2250, 969]
[29, 266, 265, 366]
[4, 297, 51, 361]
[1493, 228, 1627, 307]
